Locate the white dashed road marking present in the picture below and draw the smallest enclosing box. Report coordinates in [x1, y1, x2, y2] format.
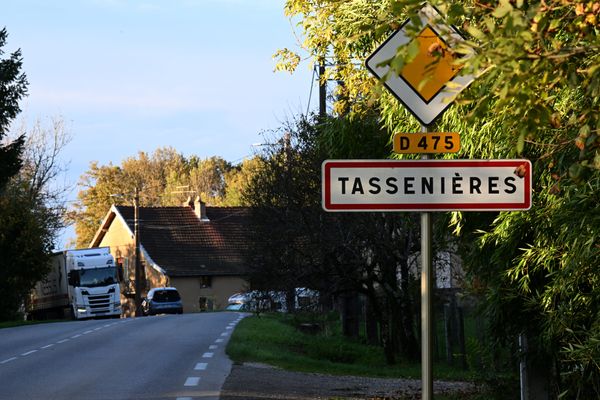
[215, 338, 224, 343]
[220, 332, 228, 336]
[194, 362, 208, 370]
[0, 320, 133, 368]
[202, 352, 214, 358]
[184, 377, 200, 386]
[176, 397, 192, 400]
[209, 345, 217, 350]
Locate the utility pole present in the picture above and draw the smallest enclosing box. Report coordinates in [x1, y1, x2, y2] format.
[318, 59, 326, 118]
[133, 187, 143, 317]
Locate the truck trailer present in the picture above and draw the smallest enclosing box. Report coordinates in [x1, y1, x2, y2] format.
[28, 247, 122, 320]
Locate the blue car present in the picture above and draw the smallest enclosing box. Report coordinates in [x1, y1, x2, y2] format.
[142, 287, 183, 315]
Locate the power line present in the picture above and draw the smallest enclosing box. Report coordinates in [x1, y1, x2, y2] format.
[306, 64, 317, 116]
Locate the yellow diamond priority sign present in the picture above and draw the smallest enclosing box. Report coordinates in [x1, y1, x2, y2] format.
[366, 3, 474, 126]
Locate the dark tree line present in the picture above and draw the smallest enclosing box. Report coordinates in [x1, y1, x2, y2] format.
[243, 115, 452, 363]
[0, 28, 64, 321]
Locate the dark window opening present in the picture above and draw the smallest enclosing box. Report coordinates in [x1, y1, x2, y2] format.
[199, 276, 212, 288]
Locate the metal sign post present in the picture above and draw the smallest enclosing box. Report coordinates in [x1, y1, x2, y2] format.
[420, 125, 433, 400]
[360, 4, 482, 399]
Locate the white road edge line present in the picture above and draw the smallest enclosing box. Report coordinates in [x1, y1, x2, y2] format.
[83, 330, 93, 334]
[1, 357, 17, 364]
[41, 344, 54, 349]
[184, 377, 200, 386]
[176, 397, 193, 400]
[21, 350, 37, 356]
[71, 334, 81, 339]
[57, 339, 69, 344]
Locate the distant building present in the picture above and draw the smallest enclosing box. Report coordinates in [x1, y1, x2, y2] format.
[90, 197, 250, 316]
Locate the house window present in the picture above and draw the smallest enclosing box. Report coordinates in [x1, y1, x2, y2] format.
[199, 276, 212, 288]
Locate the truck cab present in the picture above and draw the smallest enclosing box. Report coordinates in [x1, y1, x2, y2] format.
[66, 249, 121, 319]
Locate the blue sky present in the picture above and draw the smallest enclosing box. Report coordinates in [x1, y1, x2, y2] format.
[3, 0, 314, 247]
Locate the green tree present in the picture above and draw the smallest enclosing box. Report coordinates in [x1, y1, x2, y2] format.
[70, 149, 244, 247]
[187, 156, 232, 204]
[1, 117, 73, 320]
[0, 27, 28, 191]
[0, 27, 47, 321]
[278, 0, 600, 395]
[222, 156, 267, 206]
[243, 116, 440, 363]
[69, 162, 130, 248]
[0, 188, 54, 320]
[70, 147, 187, 247]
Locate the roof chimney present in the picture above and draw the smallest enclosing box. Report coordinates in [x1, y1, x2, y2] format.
[194, 195, 209, 221]
[183, 196, 194, 208]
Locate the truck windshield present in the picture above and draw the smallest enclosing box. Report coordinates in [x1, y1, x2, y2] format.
[75, 267, 117, 288]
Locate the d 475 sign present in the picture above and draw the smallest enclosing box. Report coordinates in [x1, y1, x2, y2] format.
[393, 132, 460, 154]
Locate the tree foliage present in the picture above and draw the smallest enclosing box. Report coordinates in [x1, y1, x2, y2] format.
[0, 184, 55, 320]
[243, 116, 459, 363]
[0, 28, 49, 321]
[69, 148, 262, 247]
[0, 117, 71, 321]
[0, 27, 28, 192]
[0, 29, 69, 320]
[277, 0, 600, 395]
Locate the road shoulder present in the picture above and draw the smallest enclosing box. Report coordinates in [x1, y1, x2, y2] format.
[220, 362, 478, 399]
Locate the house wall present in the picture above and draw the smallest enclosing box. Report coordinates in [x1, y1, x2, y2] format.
[170, 276, 248, 313]
[97, 217, 168, 317]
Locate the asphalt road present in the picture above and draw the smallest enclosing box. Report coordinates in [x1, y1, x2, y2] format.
[0, 312, 245, 400]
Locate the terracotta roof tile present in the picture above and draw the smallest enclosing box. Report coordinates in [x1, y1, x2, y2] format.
[116, 205, 251, 277]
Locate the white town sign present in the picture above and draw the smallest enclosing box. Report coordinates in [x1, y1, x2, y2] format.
[322, 159, 532, 212]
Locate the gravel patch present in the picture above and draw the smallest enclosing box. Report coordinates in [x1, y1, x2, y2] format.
[220, 362, 478, 400]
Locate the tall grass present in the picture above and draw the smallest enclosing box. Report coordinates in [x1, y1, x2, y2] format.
[226, 313, 477, 381]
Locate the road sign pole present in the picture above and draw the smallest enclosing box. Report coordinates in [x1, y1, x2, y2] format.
[421, 124, 434, 400]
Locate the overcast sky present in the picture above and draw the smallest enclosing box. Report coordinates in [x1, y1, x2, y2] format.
[3, 0, 315, 248]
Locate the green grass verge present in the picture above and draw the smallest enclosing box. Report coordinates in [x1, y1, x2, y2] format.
[226, 313, 478, 381]
[0, 319, 65, 329]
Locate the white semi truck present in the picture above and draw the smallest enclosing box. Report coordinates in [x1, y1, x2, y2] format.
[28, 247, 122, 320]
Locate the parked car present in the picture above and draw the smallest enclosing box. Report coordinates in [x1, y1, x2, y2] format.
[224, 302, 248, 311]
[225, 288, 319, 312]
[142, 287, 183, 316]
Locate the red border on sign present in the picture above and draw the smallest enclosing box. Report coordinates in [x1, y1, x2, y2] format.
[322, 160, 531, 211]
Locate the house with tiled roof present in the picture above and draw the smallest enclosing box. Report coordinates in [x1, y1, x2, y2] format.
[90, 197, 250, 316]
